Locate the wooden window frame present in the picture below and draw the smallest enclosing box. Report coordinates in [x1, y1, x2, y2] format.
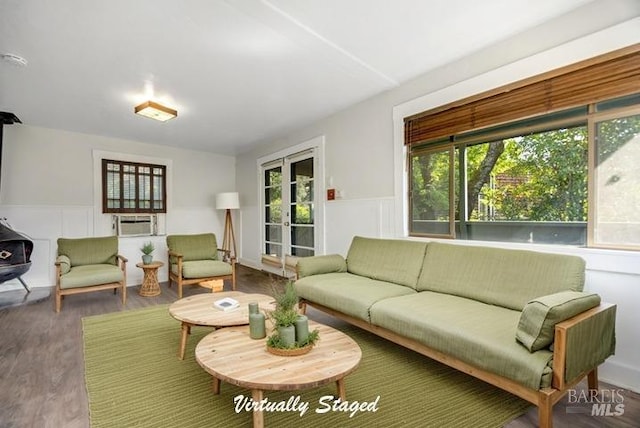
[405, 44, 640, 250]
[102, 159, 167, 214]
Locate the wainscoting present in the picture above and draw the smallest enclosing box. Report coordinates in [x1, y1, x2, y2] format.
[0, 204, 223, 290]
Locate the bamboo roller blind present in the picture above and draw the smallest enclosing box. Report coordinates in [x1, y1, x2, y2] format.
[405, 43, 640, 146]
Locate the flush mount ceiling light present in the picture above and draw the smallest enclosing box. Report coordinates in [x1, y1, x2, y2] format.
[134, 101, 177, 122]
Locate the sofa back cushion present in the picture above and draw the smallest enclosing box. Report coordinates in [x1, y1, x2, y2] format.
[57, 236, 118, 267]
[417, 242, 586, 311]
[346, 236, 428, 289]
[166, 234, 218, 262]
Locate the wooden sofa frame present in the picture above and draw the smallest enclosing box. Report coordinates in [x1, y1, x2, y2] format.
[299, 299, 615, 428]
[54, 255, 127, 313]
[167, 249, 236, 298]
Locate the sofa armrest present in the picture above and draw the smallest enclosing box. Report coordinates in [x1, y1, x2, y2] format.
[552, 303, 616, 390]
[296, 254, 347, 278]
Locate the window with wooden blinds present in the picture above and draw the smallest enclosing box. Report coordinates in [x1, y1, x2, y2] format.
[405, 44, 640, 146]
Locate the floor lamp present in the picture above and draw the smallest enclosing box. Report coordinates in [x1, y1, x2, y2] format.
[216, 192, 239, 262]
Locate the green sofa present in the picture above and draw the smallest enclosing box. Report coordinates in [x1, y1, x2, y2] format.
[296, 236, 616, 428]
[55, 236, 127, 313]
[166, 233, 235, 298]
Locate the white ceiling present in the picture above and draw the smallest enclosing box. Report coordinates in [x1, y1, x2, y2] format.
[0, 0, 599, 155]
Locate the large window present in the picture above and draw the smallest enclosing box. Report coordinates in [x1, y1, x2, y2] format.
[102, 159, 167, 213]
[406, 44, 640, 250]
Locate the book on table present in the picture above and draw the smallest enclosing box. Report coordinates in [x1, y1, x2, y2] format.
[213, 297, 240, 311]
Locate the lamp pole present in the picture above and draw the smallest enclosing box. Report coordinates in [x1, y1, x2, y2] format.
[222, 208, 237, 262]
[216, 192, 240, 262]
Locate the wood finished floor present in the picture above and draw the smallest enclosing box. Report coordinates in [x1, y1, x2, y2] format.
[1, 264, 638, 428]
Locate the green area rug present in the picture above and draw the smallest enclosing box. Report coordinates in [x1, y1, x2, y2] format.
[83, 306, 531, 427]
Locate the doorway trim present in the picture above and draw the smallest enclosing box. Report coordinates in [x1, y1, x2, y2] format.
[256, 135, 325, 276]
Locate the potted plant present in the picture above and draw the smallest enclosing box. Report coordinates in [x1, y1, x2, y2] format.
[266, 281, 319, 352]
[140, 241, 154, 265]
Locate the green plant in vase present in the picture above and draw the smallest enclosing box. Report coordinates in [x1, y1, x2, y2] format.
[266, 281, 319, 350]
[140, 241, 154, 265]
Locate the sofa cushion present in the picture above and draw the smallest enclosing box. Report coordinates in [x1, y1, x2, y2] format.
[516, 291, 601, 352]
[167, 234, 218, 262]
[370, 291, 554, 389]
[172, 260, 232, 278]
[346, 236, 428, 289]
[296, 272, 416, 322]
[297, 254, 347, 278]
[417, 242, 586, 310]
[59, 264, 123, 289]
[57, 236, 118, 267]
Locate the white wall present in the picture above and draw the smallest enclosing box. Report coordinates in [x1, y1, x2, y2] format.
[235, 11, 640, 392]
[0, 125, 236, 289]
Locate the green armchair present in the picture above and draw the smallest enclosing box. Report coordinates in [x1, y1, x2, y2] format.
[55, 236, 127, 313]
[166, 233, 236, 298]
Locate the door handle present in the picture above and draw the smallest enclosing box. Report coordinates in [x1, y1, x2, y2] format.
[284, 222, 290, 226]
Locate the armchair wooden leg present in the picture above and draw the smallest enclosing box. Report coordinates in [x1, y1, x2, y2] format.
[121, 283, 127, 306]
[55, 288, 62, 313]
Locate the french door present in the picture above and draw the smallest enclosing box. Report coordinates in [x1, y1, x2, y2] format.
[262, 150, 316, 273]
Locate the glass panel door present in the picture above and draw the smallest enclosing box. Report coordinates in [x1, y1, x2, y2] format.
[289, 157, 314, 257]
[264, 163, 283, 259]
[261, 150, 316, 272]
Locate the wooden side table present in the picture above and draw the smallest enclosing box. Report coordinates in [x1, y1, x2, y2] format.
[136, 261, 164, 297]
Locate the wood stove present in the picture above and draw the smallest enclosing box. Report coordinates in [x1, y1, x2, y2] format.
[0, 112, 31, 292]
[0, 219, 32, 292]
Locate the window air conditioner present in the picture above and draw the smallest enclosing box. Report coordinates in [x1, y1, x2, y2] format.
[113, 215, 157, 237]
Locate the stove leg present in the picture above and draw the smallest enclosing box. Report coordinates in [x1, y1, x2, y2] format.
[17, 276, 30, 293]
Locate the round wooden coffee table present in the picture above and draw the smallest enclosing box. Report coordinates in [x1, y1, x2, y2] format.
[195, 320, 362, 428]
[169, 291, 275, 359]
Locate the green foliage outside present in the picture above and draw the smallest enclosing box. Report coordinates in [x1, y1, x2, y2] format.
[411, 114, 640, 224]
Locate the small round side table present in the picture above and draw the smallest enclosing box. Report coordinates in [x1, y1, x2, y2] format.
[136, 261, 164, 297]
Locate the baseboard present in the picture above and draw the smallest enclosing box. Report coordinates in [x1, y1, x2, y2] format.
[237, 257, 260, 270]
[600, 359, 640, 393]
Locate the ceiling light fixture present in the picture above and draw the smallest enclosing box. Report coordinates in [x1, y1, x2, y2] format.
[134, 100, 177, 122]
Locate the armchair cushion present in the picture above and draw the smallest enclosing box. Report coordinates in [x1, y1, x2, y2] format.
[57, 236, 118, 266]
[171, 260, 232, 279]
[166, 234, 218, 261]
[59, 264, 124, 289]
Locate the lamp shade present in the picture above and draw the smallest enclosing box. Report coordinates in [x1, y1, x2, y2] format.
[216, 192, 240, 210]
